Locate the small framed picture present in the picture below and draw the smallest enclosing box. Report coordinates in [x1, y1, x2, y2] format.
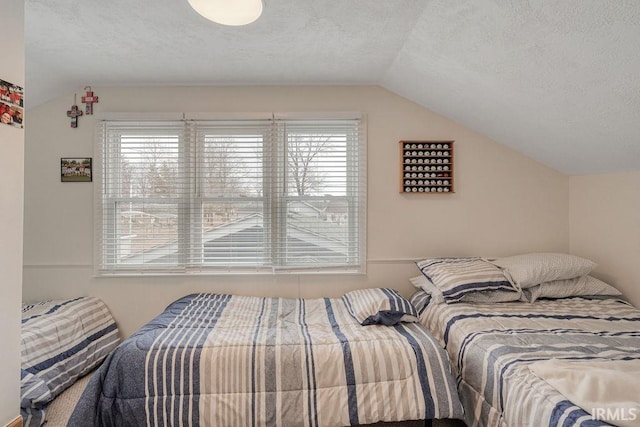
[61, 157, 92, 182]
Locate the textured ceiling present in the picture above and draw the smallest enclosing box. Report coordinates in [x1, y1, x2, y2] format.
[25, 0, 640, 174]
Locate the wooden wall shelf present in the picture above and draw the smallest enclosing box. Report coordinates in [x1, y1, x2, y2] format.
[399, 140, 454, 193]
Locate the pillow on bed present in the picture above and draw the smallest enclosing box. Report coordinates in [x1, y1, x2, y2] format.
[410, 275, 521, 304]
[415, 257, 516, 303]
[459, 288, 523, 303]
[490, 252, 596, 289]
[523, 275, 622, 303]
[409, 290, 432, 315]
[410, 275, 445, 304]
[343, 288, 419, 326]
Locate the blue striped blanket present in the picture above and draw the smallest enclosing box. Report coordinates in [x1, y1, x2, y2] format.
[420, 297, 640, 427]
[70, 293, 464, 426]
[21, 297, 120, 426]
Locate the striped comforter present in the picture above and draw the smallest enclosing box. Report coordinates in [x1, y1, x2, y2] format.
[70, 293, 464, 426]
[21, 297, 120, 426]
[420, 297, 640, 427]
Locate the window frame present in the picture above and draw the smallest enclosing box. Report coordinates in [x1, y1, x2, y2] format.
[95, 113, 366, 276]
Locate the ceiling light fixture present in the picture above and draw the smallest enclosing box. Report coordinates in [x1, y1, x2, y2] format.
[188, 0, 264, 26]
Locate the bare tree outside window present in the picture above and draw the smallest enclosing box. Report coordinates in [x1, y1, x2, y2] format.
[283, 131, 352, 265]
[203, 137, 257, 198]
[117, 137, 180, 259]
[123, 140, 179, 198]
[287, 134, 332, 196]
[201, 136, 264, 228]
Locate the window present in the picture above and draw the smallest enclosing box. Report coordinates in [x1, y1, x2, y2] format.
[96, 115, 366, 275]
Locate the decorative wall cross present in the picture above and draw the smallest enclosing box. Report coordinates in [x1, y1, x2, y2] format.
[81, 86, 99, 115]
[66, 94, 83, 128]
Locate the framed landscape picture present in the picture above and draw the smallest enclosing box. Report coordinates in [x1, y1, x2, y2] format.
[61, 157, 92, 182]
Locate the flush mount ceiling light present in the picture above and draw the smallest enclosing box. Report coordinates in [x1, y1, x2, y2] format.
[188, 0, 264, 26]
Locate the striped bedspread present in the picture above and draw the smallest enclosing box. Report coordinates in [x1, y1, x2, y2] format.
[21, 297, 120, 426]
[70, 293, 464, 426]
[420, 297, 640, 427]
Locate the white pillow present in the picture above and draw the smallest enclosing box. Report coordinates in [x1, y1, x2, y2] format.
[490, 253, 596, 289]
[524, 275, 622, 303]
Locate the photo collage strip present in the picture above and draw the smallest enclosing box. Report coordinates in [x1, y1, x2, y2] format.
[0, 78, 24, 129]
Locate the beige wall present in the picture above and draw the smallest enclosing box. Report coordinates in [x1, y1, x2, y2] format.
[0, 0, 24, 424]
[23, 86, 569, 337]
[570, 172, 640, 306]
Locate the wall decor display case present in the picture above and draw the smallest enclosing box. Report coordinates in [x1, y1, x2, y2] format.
[399, 140, 454, 193]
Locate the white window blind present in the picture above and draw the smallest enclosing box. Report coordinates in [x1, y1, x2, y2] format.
[95, 116, 366, 275]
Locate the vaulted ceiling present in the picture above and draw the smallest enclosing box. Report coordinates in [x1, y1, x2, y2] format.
[25, 0, 640, 174]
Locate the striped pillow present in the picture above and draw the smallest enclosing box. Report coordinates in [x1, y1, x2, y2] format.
[416, 257, 516, 303]
[410, 275, 521, 304]
[410, 275, 445, 304]
[343, 288, 419, 326]
[409, 290, 432, 316]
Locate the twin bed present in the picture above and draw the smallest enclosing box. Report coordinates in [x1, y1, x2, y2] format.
[21, 253, 640, 426]
[419, 297, 640, 427]
[69, 291, 464, 426]
[411, 254, 640, 427]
